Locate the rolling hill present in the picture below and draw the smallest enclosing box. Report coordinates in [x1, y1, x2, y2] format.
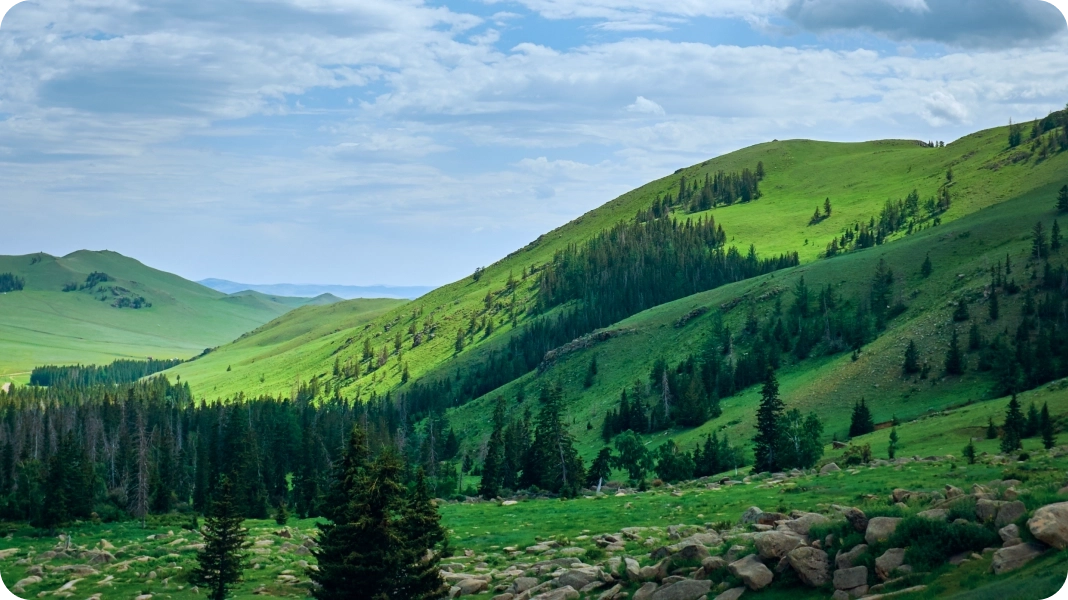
[199, 278, 435, 300]
[0, 250, 352, 385]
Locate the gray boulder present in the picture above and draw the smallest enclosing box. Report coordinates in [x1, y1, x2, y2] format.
[865, 517, 901, 544]
[820, 463, 841, 474]
[740, 507, 764, 525]
[916, 509, 947, 521]
[728, 554, 774, 591]
[976, 499, 1006, 523]
[874, 548, 905, 581]
[714, 588, 745, 600]
[842, 507, 868, 533]
[555, 568, 600, 590]
[786, 546, 829, 587]
[1028, 502, 1068, 549]
[650, 579, 712, 600]
[833, 566, 868, 590]
[783, 513, 829, 537]
[753, 531, 803, 559]
[512, 578, 539, 594]
[991, 542, 1046, 574]
[633, 582, 658, 600]
[456, 578, 488, 595]
[995, 501, 1027, 528]
[999, 524, 1023, 547]
[531, 587, 579, 600]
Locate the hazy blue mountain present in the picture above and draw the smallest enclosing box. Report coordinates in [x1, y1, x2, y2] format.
[199, 278, 434, 300]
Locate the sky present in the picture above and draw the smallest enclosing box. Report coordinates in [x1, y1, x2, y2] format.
[0, 0, 1066, 287]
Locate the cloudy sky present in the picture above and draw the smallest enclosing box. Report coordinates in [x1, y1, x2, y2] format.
[0, 0, 1066, 287]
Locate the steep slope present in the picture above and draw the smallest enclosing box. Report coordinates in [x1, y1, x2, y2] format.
[170, 118, 1068, 406]
[0, 250, 334, 383]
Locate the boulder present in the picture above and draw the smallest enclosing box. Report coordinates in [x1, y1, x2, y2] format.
[531, 587, 579, 600]
[833, 566, 868, 590]
[999, 524, 1022, 547]
[13, 575, 41, 591]
[945, 485, 964, 498]
[865, 518, 901, 545]
[976, 499, 1006, 523]
[835, 544, 868, 570]
[786, 546, 830, 587]
[714, 588, 745, 600]
[832, 592, 850, 600]
[783, 513, 829, 537]
[650, 579, 712, 600]
[891, 489, 911, 503]
[624, 558, 642, 582]
[1027, 502, 1068, 549]
[991, 542, 1046, 574]
[756, 512, 789, 526]
[917, 509, 947, 521]
[686, 532, 723, 546]
[673, 542, 711, 563]
[701, 556, 727, 573]
[558, 547, 586, 557]
[740, 507, 764, 525]
[753, 531, 803, 559]
[88, 551, 115, 564]
[555, 568, 601, 590]
[597, 585, 623, 600]
[728, 554, 774, 591]
[633, 583, 658, 600]
[994, 501, 1026, 528]
[456, 579, 488, 595]
[842, 507, 868, 533]
[512, 578, 540, 594]
[875, 548, 905, 581]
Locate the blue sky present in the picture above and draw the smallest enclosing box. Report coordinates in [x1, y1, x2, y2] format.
[0, 0, 1066, 286]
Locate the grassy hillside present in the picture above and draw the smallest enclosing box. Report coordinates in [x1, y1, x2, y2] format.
[170, 120, 1068, 408]
[0, 251, 344, 385]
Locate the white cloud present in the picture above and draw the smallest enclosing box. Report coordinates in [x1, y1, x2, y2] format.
[625, 96, 666, 116]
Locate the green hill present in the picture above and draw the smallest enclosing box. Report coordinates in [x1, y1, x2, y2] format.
[0, 250, 348, 385]
[169, 118, 1068, 410]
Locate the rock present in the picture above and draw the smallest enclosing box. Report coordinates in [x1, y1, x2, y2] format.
[673, 543, 710, 563]
[701, 556, 727, 573]
[945, 485, 964, 498]
[783, 513, 829, 537]
[833, 566, 868, 590]
[686, 532, 723, 546]
[875, 548, 905, 581]
[996, 501, 1027, 528]
[89, 551, 115, 564]
[1028, 502, 1068, 549]
[865, 518, 901, 545]
[526, 544, 551, 554]
[832, 591, 850, 600]
[633, 582, 658, 600]
[135, 595, 153, 600]
[999, 524, 1023, 546]
[976, 499, 1006, 523]
[740, 507, 764, 525]
[650, 579, 712, 600]
[494, 595, 516, 600]
[725, 545, 747, 563]
[624, 557, 642, 582]
[917, 509, 947, 521]
[862, 585, 927, 599]
[502, 500, 518, 506]
[727, 554, 774, 591]
[991, 543, 1046, 574]
[558, 547, 586, 557]
[597, 585, 623, 600]
[842, 507, 868, 533]
[456, 578, 488, 595]
[512, 578, 539, 593]
[753, 531, 803, 559]
[713, 588, 745, 600]
[555, 568, 601, 590]
[891, 489, 911, 503]
[835, 544, 868, 570]
[849, 585, 870, 598]
[531, 586, 579, 600]
[786, 546, 829, 587]
[13, 575, 41, 590]
[579, 582, 605, 594]
[820, 463, 841, 474]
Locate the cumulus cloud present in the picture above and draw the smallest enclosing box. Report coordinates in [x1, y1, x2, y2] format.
[626, 96, 666, 116]
[784, 0, 1067, 47]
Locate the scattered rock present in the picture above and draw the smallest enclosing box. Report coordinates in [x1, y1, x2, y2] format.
[512, 577, 539, 593]
[976, 499, 1006, 523]
[783, 513, 829, 537]
[728, 555, 774, 591]
[633, 582, 658, 600]
[917, 509, 947, 521]
[842, 507, 868, 533]
[995, 501, 1027, 528]
[786, 546, 829, 587]
[650, 579, 712, 600]
[502, 500, 518, 506]
[891, 489, 911, 503]
[833, 566, 867, 590]
[624, 558, 642, 582]
[597, 584, 623, 600]
[713, 588, 745, 600]
[740, 507, 764, 525]
[875, 548, 905, 581]
[753, 531, 803, 559]
[820, 463, 841, 474]
[531, 586, 579, 600]
[865, 518, 901, 545]
[456, 578, 488, 595]
[991, 542, 1046, 574]
[835, 544, 868, 570]
[1027, 502, 1068, 549]
[555, 567, 601, 590]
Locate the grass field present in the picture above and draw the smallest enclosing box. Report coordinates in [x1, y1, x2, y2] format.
[0, 251, 352, 386]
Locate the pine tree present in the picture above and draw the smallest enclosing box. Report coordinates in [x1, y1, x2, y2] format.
[824, 197, 832, 217]
[583, 355, 598, 388]
[396, 469, 448, 600]
[1053, 220, 1062, 251]
[986, 417, 998, 440]
[903, 340, 920, 375]
[273, 501, 289, 526]
[989, 288, 999, 321]
[191, 477, 250, 600]
[1057, 185, 1068, 212]
[953, 297, 970, 321]
[888, 427, 899, 459]
[1025, 403, 1040, 437]
[849, 399, 875, 438]
[753, 369, 785, 473]
[945, 329, 965, 376]
[1001, 394, 1025, 453]
[454, 328, 464, 353]
[921, 254, 932, 278]
[1032, 222, 1048, 260]
[526, 384, 585, 495]
[1040, 402, 1056, 449]
[962, 440, 977, 464]
[968, 323, 983, 352]
[479, 397, 506, 499]
[586, 447, 613, 488]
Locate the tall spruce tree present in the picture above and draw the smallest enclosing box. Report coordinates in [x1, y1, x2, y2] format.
[849, 399, 875, 438]
[1041, 402, 1056, 449]
[989, 288, 999, 321]
[1032, 222, 1049, 260]
[753, 368, 785, 473]
[525, 384, 585, 495]
[945, 329, 965, 376]
[903, 340, 920, 375]
[1001, 395, 1025, 453]
[191, 476, 250, 600]
[921, 254, 932, 278]
[396, 469, 448, 600]
[479, 397, 507, 499]
[1053, 220, 1062, 251]
[1057, 185, 1068, 212]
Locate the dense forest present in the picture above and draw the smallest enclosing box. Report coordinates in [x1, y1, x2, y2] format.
[30, 358, 183, 387]
[0, 272, 25, 293]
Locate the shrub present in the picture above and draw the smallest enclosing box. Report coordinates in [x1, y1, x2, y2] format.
[841, 444, 873, 466]
[888, 517, 1000, 570]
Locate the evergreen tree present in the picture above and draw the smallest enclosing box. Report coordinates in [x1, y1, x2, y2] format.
[986, 417, 998, 440]
[274, 501, 289, 526]
[653, 440, 695, 483]
[583, 355, 598, 388]
[479, 397, 506, 499]
[1032, 222, 1048, 260]
[396, 469, 448, 600]
[848, 399, 875, 438]
[190, 477, 250, 600]
[34, 432, 91, 531]
[824, 197, 832, 217]
[888, 427, 899, 459]
[1053, 220, 1062, 251]
[753, 369, 785, 473]
[945, 329, 965, 376]
[1041, 402, 1056, 449]
[1057, 185, 1068, 212]
[989, 288, 999, 321]
[586, 448, 613, 488]
[1001, 395, 1025, 453]
[968, 323, 983, 352]
[921, 254, 932, 278]
[902, 340, 920, 375]
[1025, 403, 1041, 438]
[953, 297, 970, 321]
[962, 440, 977, 464]
[454, 328, 464, 353]
[525, 385, 584, 495]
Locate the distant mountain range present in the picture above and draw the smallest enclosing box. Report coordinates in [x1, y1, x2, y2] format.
[198, 279, 435, 300]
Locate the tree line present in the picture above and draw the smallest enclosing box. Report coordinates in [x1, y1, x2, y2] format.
[825, 186, 951, 258]
[29, 358, 183, 387]
[0, 273, 25, 293]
